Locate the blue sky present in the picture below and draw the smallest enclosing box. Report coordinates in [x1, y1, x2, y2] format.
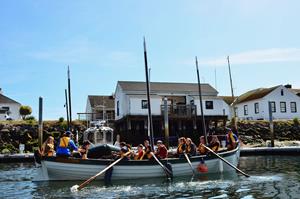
[1, 0, 300, 119]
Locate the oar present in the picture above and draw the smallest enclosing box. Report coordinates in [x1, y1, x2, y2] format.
[70, 151, 131, 192]
[201, 144, 250, 177]
[150, 152, 172, 178]
[184, 153, 195, 174]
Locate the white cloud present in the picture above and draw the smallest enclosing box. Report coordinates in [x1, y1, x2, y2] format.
[197, 48, 300, 66]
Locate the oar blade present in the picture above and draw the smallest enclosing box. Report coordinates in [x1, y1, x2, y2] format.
[70, 185, 79, 192]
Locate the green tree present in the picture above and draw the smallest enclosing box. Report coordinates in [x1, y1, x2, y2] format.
[19, 105, 32, 120]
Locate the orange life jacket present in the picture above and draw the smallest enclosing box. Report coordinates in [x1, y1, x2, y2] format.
[59, 137, 70, 148]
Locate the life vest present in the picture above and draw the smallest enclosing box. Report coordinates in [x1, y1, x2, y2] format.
[177, 143, 185, 154]
[210, 142, 220, 152]
[59, 137, 70, 148]
[135, 150, 145, 160]
[226, 132, 237, 145]
[45, 143, 54, 157]
[198, 144, 207, 155]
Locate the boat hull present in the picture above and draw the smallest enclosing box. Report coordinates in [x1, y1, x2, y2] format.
[35, 146, 240, 181]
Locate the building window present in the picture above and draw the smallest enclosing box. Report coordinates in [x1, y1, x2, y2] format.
[280, 102, 286, 113]
[142, 100, 148, 109]
[117, 101, 119, 116]
[205, 101, 214, 109]
[281, 89, 284, 96]
[270, 101, 276, 113]
[254, 103, 259, 114]
[244, 105, 248, 115]
[291, 102, 297, 113]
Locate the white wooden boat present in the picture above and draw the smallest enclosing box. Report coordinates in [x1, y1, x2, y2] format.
[34, 145, 240, 181]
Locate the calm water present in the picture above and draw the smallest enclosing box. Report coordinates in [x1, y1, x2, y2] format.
[1, 156, 300, 199]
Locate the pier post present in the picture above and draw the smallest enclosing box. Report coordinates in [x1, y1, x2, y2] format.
[38, 97, 43, 149]
[164, 97, 169, 148]
[268, 101, 275, 147]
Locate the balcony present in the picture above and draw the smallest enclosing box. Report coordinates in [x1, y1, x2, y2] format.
[160, 104, 197, 118]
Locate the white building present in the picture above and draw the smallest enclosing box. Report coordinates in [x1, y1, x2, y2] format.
[0, 89, 21, 120]
[234, 85, 300, 120]
[114, 81, 229, 144]
[81, 95, 115, 122]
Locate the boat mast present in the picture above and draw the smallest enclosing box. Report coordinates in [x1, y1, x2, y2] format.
[67, 66, 72, 128]
[143, 38, 155, 150]
[195, 56, 208, 144]
[227, 56, 237, 129]
[65, 89, 70, 130]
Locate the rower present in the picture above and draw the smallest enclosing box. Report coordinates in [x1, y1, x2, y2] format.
[209, 135, 220, 152]
[40, 136, 55, 157]
[226, 128, 238, 151]
[79, 140, 91, 159]
[176, 137, 186, 158]
[186, 137, 197, 156]
[134, 144, 146, 160]
[155, 140, 168, 159]
[198, 136, 207, 155]
[143, 140, 153, 159]
[56, 131, 78, 158]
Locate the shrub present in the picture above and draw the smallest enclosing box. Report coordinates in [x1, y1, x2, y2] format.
[59, 117, 64, 123]
[25, 116, 36, 121]
[19, 106, 32, 120]
[293, 117, 299, 126]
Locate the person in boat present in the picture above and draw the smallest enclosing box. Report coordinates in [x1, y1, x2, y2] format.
[56, 131, 78, 157]
[79, 140, 91, 159]
[39, 136, 55, 157]
[226, 128, 238, 151]
[186, 137, 197, 156]
[143, 140, 153, 159]
[176, 137, 186, 158]
[209, 135, 220, 152]
[134, 144, 146, 160]
[118, 142, 131, 160]
[198, 136, 207, 155]
[155, 140, 168, 159]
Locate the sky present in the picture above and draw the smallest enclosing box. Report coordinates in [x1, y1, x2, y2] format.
[1, 0, 300, 120]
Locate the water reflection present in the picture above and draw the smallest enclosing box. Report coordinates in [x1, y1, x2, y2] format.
[1, 156, 300, 198]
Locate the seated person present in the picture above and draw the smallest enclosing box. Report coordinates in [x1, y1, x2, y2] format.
[155, 140, 168, 159]
[186, 138, 197, 156]
[56, 131, 78, 157]
[198, 136, 207, 155]
[176, 137, 186, 158]
[143, 140, 153, 159]
[40, 136, 55, 157]
[209, 135, 220, 152]
[134, 144, 146, 160]
[118, 142, 130, 159]
[226, 128, 238, 150]
[79, 140, 91, 159]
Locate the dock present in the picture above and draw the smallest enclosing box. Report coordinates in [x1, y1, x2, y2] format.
[0, 153, 34, 163]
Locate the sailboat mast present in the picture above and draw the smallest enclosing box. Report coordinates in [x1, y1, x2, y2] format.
[227, 56, 237, 129]
[67, 66, 72, 126]
[195, 57, 208, 144]
[143, 38, 155, 150]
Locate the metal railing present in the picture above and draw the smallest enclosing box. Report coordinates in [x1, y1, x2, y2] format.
[160, 104, 197, 118]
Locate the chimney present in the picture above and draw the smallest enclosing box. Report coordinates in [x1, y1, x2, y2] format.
[284, 84, 292, 89]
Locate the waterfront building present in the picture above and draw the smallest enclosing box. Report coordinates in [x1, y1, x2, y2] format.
[79, 95, 115, 122]
[234, 85, 300, 120]
[0, 88, 21, 120]
[114, 81, 229, 145]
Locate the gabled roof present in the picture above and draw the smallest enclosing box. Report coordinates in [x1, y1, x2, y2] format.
[219, 96, 237, 105]
[0, 94, 21, 105]
[88, 95, 114, 109]
[235, 86, 280, 104]
[117, 81, 218, 96]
